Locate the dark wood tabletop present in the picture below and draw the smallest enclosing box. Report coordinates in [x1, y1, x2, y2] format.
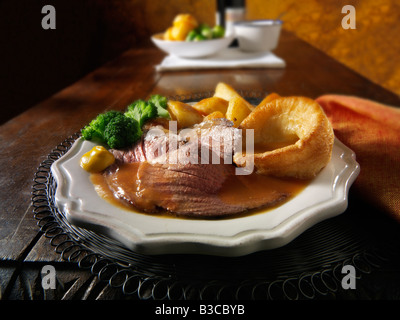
[1, 30, 400, 302]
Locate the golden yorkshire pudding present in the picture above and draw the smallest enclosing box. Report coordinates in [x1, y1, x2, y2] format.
[234, 96, 335, 179]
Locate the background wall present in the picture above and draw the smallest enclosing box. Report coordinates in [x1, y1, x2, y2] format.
[1, 0, 399, 124]
[247, 0, 400, 103]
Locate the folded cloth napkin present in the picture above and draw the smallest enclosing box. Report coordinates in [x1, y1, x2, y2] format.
[155, 48, 286, 71]
[316, 95, 400, 223]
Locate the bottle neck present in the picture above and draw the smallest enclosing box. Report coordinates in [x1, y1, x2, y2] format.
[216, 0, 246, 34]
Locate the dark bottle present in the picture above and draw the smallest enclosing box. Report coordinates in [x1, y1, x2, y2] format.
[216, 0, 246, 35]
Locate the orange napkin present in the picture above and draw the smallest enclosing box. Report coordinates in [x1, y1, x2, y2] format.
[315, 95, 400, 223]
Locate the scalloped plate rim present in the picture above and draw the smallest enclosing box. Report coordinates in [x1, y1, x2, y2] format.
[51, 137, 360, 257]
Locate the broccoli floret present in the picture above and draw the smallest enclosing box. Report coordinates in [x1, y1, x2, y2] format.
[81, 110, 141, 149]
[148, 94, 167, 108]
[104, 115, 141, 149]
[81, 125, 101, 142]
[124, 95, 170, 127]
[81, 110, 122, 144]
[81, 94, 170, 150]
[148, 94, 170, 119]
[124, 99, 158, 127]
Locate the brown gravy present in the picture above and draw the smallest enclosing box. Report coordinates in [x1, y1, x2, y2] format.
[219, 173, 308, 207]
[90, 163, 310, 220]
[90, 164, 141, 212]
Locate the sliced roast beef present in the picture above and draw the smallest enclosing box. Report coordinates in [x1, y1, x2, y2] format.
[109, 125, 184, 164]
[110, 118, 242, 164]
[103, 119, 289, 217]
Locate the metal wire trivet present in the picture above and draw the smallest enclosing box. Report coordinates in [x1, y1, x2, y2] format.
[31, 94, 400, 300]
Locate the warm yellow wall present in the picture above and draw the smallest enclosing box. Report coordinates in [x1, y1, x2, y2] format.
[247, 0, 400, 96]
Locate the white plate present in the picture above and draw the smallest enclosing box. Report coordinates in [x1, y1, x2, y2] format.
[51, 137, 359, 257]
[151, 33, 235, 58]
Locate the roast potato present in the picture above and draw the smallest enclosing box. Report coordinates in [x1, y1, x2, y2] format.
[192, 97, 229, 115]
[214, 82, 254, 111]
[164, 14, 199, 41]
[164, 27, 175, 41]
[225, 96, 252, 127]
[167, 100, 204, 128]
[171, 22, 195, 41]
[204, 111, 225, 121]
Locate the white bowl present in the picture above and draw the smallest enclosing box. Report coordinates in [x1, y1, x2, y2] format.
[234, 19, 282, 52]
[151, 33, 235, 58]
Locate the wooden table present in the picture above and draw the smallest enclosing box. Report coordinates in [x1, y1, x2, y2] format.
[1, 30, 400, 301]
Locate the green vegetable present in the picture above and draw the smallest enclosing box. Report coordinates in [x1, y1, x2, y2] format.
[198, 24, 213, 39]
[185, 24, 225, 42]
[186, 30, 197, 41]
[194, 34, 207, 41]
[212, 25, 225, 38]
[148, 94, 170, 119]
[125, 99, 157, 128]
[81, 111, 141, 149]
[81, 111, 122, 143]
[81, 94, 170, 149]
[104, 115, 141, 149]
[125, 95, 170, 126]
